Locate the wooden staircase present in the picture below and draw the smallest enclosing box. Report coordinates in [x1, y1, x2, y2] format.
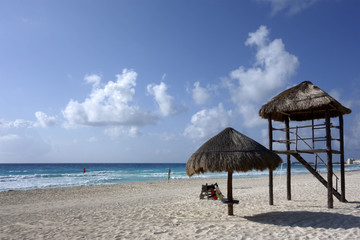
[290, 153, 346, 202]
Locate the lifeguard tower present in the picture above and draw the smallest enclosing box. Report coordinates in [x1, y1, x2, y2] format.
[259, 81, 351, 208]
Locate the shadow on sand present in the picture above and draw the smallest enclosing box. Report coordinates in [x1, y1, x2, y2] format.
[244, 211, 360, 229]
[347, 201, 360, 209]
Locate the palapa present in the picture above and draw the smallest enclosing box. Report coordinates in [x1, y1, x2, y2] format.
[259, 81, 351, 208]
[259, 81, 351, 122]
[186, 128, 282, 176]
[186, 127, 282, 215]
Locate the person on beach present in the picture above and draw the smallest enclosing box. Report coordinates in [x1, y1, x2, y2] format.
[168, 168, 171, 182]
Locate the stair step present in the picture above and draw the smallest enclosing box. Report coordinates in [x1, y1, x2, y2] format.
[290, 153, 346, 202]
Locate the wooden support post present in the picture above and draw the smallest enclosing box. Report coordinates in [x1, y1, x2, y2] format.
[268, 116, 273, 151]
[312, 117, 318, 171]
[312, 117, 315, 149]
[227, 171, 233, 215]
[269, 169, 273, 205]
[295, 127, 298, 151]
[291, 153, 343, 201]
[268, 115, 274, 205]
[285, 116, 291, 201]
[325, 109, 333, 209]
[339, 115, 346, 202]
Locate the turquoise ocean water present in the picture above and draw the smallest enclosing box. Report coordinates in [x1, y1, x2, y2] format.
[1, 163, 359, 192]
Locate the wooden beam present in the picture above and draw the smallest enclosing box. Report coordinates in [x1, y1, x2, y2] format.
[279, 111, 290, 116]
[285, 116, 291, 201]
[273, 123, 327, 131]
[227, 171, 234, 215]
[274, 149, 341, 155]
[268, 115, 274, 206]
[268, 116, 273, 151]
[291, 153, 343, 202]
[339, 115, 346, 202]
[269, 169, 273, 205]
[325, 109, 333, 209]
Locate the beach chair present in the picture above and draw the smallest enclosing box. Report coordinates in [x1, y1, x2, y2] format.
[199, 183, 224, 200]
[199, 183, 239, 204]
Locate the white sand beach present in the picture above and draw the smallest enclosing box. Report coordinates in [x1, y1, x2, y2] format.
[1, 171, 359, 240]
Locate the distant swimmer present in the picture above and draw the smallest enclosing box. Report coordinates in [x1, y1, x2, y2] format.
[83, 167, 86, 174]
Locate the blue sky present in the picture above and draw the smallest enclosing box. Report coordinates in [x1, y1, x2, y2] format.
[0, 0, 359, 163]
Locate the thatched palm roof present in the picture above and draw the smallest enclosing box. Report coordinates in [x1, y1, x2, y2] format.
[186, 128, 282, 177]
[259, 81, 351, 122]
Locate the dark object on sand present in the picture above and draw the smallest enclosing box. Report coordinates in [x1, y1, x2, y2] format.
[200, 183, 239, 204]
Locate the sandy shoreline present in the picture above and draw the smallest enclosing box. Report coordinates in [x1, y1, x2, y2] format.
[1, 172, 359, 239]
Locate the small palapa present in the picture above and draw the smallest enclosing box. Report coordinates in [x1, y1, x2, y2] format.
[186, 127, 282, 215]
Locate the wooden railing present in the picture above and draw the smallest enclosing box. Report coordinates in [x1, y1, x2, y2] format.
[272, 124, 340, 191]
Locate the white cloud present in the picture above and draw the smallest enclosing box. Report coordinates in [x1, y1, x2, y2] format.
[329, 89, 354, 109]
[226, 25, 299, 127]
[258, 0, 319, 15]
[238, 104, 267, 128]
[192, 81, 210, 106]
[159, 132, 176, 141]
[147, 82, 178, 116]
[88, 137, 98, 142]
[104, 126, 141, 139]
[0, 112, 56, 129]
[0, 134, 20, 142]
[34, 111, 56, 128]
[184, 104, 232, 140]
[104, 127, 123, 139]
[261, 128, 268, 146]
[162, 73, 167, 80]
[245, 25, 269, 47]
[0, 126, 53, 162]
[4, 119, 34, 128]
[84, 74, 101, 88]
[329, 89, 341, 101]
[62, 69, 156, 127]
[128, 126, 141, 138]
[150, 132, 177, 141]
[230, 25, 299, 103]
